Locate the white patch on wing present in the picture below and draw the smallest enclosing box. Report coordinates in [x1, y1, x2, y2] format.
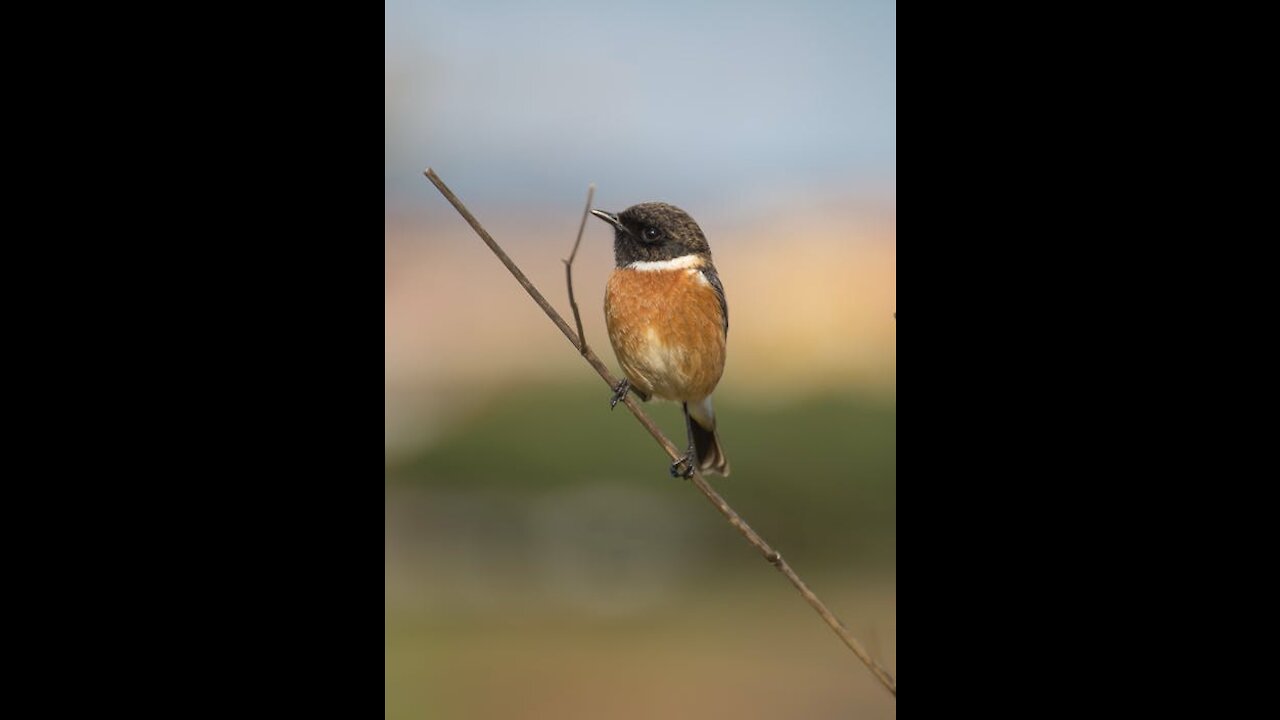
[627, 255, 704, 272]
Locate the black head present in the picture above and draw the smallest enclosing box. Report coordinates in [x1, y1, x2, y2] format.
[590, 202, 712, 267]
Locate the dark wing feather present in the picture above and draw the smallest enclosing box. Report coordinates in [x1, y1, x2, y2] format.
[701, 266, 728, 335]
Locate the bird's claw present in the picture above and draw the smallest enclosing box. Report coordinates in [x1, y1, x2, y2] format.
[669, 450, 696, 479]
[610, 378, 630, 410]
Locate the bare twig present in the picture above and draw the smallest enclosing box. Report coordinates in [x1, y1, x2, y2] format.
[563, 183, 595, 354]
[424, 168, 897, 698]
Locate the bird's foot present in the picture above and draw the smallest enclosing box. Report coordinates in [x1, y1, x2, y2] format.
[669, 449, 696, 479]
[610, 379, 631, 410]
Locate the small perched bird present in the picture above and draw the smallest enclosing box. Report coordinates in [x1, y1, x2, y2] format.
[591, 202, 730, 477]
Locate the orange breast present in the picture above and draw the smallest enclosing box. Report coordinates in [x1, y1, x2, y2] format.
[604, 267, 727, 402]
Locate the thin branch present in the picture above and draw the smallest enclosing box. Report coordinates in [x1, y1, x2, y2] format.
[563, 183, 595, 354]
[424, 168, 897, 698]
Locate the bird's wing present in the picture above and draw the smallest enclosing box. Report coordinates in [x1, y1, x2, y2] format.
[700, 266, 728, 336]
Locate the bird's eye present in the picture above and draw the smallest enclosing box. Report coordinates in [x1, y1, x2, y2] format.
[642, 226, 662, 242]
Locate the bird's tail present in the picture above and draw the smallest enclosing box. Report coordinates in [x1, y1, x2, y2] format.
[688, 397, 730, 477]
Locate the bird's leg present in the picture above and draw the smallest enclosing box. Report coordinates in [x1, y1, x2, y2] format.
[670, 402, 697, 478]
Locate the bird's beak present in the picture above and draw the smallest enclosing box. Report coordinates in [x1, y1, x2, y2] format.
[590, 209, 627, 233]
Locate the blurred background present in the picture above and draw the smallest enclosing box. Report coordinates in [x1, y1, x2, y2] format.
[386, 1, 895, 717]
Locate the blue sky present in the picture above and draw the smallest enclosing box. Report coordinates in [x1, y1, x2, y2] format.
[386, 0, 895, 213]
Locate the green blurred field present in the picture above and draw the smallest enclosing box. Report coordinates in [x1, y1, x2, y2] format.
[385, 382, 895, 719]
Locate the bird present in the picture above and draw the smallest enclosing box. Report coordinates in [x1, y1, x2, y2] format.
[590, 202, 730, 478]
